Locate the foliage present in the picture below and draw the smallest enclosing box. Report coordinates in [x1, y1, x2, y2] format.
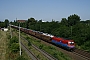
[25, 36, 32, 46]
[61, 18, 68, 26]
[39, 44, 44, 49]
[10, 36, 19, 44]
[9, 36, 19, 53]
[0, 19, 9, 28]
[0, 21, 5, 28]
[7, 35, 11, 39]
[30, 36, 71, 60]
[28, 41, 31, 46]
[16, 56, 28, 60]
[68, 14, 81, 26]
[10, 43, 19, 53]
[4, 19, 9, 28]
[26, 36, 30, 40]
[11, 14, 90, 52]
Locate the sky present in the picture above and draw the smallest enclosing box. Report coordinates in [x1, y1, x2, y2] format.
[0, 0, 90, 22]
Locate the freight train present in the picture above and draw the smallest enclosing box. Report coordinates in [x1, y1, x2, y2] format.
[11, 25, 75, 51]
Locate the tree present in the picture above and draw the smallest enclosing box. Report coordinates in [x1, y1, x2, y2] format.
[68, 14, 81, 26]
[38, 20, 42, 23]
[4, 19, 9, 28]
[61, 18, 68, 26]
[10, 14, 90, 52]
[0, 22, 5, 28]
[27, 17, 36, 28]
[28, 17, 36, 23]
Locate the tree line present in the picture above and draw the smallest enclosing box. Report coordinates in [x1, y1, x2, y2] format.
[0, 19, 9, 28]
[1, 14, 90, 52]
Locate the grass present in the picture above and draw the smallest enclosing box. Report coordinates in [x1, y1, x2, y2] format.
[6, 29, 31, 60]
[13, 29, 48, 60]
[13, 28, 72, 60]
[0, 30, 1, 38]
[20, 32, 72, 60]
[0, 30, 7, 60]
[21, 33, 49, 60]
[32, 40, 71, 60]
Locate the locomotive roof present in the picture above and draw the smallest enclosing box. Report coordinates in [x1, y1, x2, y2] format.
[53, 37, 73, 41]
[56, 36, 71, 40]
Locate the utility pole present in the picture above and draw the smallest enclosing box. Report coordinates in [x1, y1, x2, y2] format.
[10, 24, 12, 38]
[19, 23, 21, 56]
[16, 18, 17, 21]
[71, 26, 72, 38]
[40, 25, 41, 31]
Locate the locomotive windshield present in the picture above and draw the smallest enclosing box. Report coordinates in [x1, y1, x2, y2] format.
[68, 42, 74, 45]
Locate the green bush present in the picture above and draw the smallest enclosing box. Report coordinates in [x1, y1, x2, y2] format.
[26, 36, 30, 40]
[48, 46, 56, 50]
[10, 43, 19, 53]
[28, 41, 31, 46]
[7, 35, 11, 39]
[16, 56, 28, 60]
[8, 36, 19, 53]
[39, 44, 44, 49]
[10, 36, 19, 43]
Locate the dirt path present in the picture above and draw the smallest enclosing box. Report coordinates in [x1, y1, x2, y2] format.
[0, 31, 7, 60]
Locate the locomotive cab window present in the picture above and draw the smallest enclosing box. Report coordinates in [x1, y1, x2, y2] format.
[68, 42, 74, 45]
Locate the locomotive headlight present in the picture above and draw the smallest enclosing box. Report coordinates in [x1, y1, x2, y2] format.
[68, 42, 71, 43]
[72, 42, 74, 43]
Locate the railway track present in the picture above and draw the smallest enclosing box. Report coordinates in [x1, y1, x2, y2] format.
[27, 34, 90, 60]
[13, 30, 57, 60]
[73, 48, 90, 60]
[21, 35, 57, 60]
[13, 28, 90, 60]
[26, 34, 90, 60]
[20, 31, 90, 60]
[21, 42, 38, 60]
[12, 31, 38, 60]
